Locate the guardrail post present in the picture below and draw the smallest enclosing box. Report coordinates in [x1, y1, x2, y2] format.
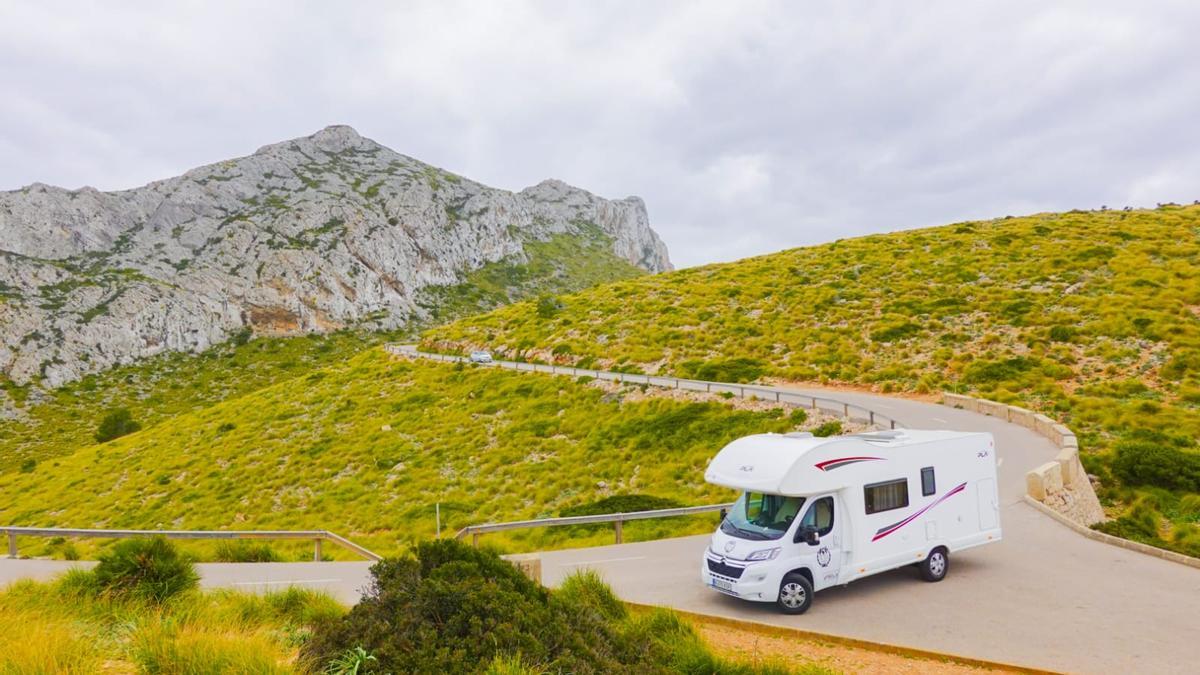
[739, 386, 745, 397]
[811, 397, 817, 410]
[843, 403, 849, 419]
[706, 383, 711, 392]
[7, 531, 16, 558]
[891, 419, 896, 429]
[775, 391, 780, 402]
[614, 519, 623, 544]
[313, 538, 323, 562]
[870, 411, 875, 425]
[472, 532, 480, 547]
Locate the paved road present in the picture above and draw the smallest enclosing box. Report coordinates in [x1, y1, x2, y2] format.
[3, 359, 1198, 673]
[540, 388, 1200, 674]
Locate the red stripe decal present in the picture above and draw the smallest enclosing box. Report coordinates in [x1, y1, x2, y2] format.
[814, 456, 884, 471]
[872, 482, 967, 541]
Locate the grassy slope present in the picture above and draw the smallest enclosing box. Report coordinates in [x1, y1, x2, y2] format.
[0, 576, 342, 673]
[423, 205, 1200, 555]
[0, 226, 644, 473]
[0, 351, 830, 557]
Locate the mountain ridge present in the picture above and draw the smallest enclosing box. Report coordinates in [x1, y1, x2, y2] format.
[0, 125, 671, 387]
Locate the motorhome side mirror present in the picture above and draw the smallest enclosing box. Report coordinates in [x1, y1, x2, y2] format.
[795, 525, 819, 545]
[719, 508, 728, 522]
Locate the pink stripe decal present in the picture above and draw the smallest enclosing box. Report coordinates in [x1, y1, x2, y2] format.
[815, 456, 884, 472]
[871, 482, 967, 542]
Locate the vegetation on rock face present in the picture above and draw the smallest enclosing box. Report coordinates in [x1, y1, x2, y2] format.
[0, 330, 390, 472]
[0, 351, 845, 557]
[94, 406, 141, 443]
[423, 205, 1200, 556]
[302, 540, 820, 674]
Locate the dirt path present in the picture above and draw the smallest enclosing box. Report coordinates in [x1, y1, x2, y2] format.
[694, 620, 1021, 674]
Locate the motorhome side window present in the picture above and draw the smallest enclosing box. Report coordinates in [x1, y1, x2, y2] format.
[921, 467, 936, 496]
[864, 478, 909, 515]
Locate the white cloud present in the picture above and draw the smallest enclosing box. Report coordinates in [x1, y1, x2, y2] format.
[2, 0, 1199, 267]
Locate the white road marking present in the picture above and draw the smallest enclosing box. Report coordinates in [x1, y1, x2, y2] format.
[998, 458, 1004, 467]
[231, 578, 342, 586]
[931, 417, 948, 424]
[557, 556, 645, 567]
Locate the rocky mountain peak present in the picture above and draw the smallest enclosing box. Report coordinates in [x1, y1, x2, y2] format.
[0, 127, 672, 388]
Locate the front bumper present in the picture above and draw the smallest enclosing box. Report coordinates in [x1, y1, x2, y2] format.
[700, 552, 778, 602]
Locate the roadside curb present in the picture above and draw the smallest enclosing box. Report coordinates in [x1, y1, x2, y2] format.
[626, 602, 1060, 674]
[1022, 496, 1200, 570]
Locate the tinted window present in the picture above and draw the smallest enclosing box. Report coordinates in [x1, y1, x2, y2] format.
[864, 479, 909, 514]
[921, 467, 936, 496]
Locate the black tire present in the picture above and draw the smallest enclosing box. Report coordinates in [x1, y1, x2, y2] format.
[776, 572, 814, 614]
[919, 547, 949, 582]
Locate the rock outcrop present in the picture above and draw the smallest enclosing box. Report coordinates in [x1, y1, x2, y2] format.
[0, 125, 671, 386]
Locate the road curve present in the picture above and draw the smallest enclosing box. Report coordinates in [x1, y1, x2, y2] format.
[3, 354, 1198, 673]
[539, 387, 1200, 674]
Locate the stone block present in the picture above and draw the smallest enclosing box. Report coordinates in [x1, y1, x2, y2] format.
[503, 553, 542, 584]
[1007, 406, 1035, 428]
[1055, 447, 1079, 483]
[1026, 462, 1063, 501]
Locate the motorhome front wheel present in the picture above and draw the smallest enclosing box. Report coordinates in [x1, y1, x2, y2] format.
[776, 573, 813, 614]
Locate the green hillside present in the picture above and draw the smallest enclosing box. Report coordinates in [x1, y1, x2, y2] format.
[0, 226, 644, 473]
[423, 205, 1200, 557]
[0, 351, 835, 557]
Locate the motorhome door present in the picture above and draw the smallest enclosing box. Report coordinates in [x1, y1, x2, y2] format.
[797, 495, 841, 588]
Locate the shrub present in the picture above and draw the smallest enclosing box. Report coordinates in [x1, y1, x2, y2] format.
[536, 295, 563, 319]
[92, 537, 199, 603]
[1048, 325, 1074, 342]
[1179, 494, 1200, 519]
[302, 541, 783, 674]
[95, 407, 142, 443]
[301, 540, 633, 673]
[811, 421, 843, 437]
[1111, 441, 1200, 492]
[214, 540, 281, 563]
[560, 494, 683, 517]
[19, 458, 35, 473]
[788, 408, 808, 426]
[677, 357, 767, 383]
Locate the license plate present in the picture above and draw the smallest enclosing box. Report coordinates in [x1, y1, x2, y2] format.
[710, 577, 735, 594]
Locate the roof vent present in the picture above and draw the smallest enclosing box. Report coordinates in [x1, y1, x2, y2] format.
[784, 432, 814, 439]
[851, 430, 907, 442]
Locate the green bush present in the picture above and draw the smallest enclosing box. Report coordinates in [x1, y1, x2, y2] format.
[536, 295, 563, 319]
[1111, 441, 1200, 492]
[302, 541, 798, 674]
[213, 540, 281, 563]
[95, 407, 142, 443]
[788, 408, 808, 426]
[811, 421, 843, 437]
[560, 494, 683, 517]
[301, 540, 633, 673]
[677, 358, 766, 383]
[92, 537, 199, 603]
[18, 459, 35, 473]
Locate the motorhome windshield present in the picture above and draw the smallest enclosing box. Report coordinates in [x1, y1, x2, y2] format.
[721, 492, 806, 541]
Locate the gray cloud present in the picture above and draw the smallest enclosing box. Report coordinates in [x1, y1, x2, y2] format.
[3, 1, 1199, 267]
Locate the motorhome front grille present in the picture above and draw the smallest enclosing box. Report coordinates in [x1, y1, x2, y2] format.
[706, 558, 745, 579]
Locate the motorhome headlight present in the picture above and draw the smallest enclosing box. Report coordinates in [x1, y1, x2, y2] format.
[745, 547, 781, 561]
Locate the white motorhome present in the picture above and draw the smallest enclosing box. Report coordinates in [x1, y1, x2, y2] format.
[701, 429, 1001, 614]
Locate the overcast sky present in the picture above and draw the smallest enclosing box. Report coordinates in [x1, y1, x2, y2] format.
[3, 1, 1199, 267]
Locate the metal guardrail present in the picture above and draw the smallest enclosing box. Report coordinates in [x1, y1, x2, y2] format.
[385, 344, 905, 430]
[1, 527, 382, 562]
[455, 503, 733, 546]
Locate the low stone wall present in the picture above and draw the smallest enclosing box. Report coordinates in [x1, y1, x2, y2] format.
[941, 393, 1105, 527]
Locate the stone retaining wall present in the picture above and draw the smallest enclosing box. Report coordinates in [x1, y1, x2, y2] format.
[942, 393, 1105, 527]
